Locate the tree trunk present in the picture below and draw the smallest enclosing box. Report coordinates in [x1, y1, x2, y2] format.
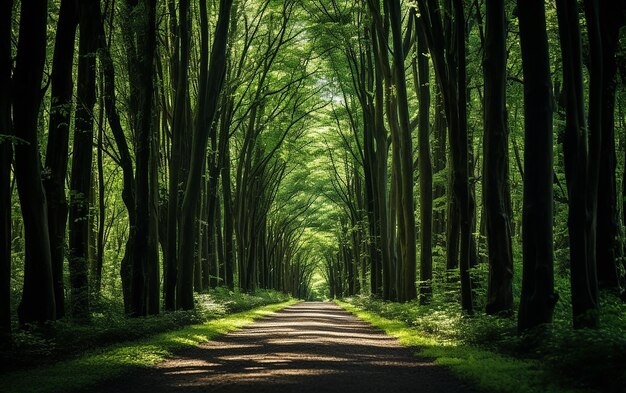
[556, 0, 601, 329]
[68, 0, 100, 321]
[414, 18, 433, 304]
[178, 0, 233, 309]
[95, 71, 106, 300]
[147, 108, 160, 315]
[222, 136, 235, 289]
[165, 0, 190, 311]
[517, 0, 558, 332]
[130, 0, 157, 317]
[483, 0, 514, 316]
[389, 0, 417, 302]
[596, 1, 626, 291]
[0, 0, 13, 337]
[433, 89, 446, 237]
[14, 0, 57, 325]
[44, 0, 79, 319]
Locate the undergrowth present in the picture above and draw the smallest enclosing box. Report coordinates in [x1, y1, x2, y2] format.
[1, 288, 290, 371]
[0, 300, 295, 393]
[342, 290, 626, 393]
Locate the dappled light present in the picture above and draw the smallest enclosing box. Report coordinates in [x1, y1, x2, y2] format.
[96, 303, 472, 393]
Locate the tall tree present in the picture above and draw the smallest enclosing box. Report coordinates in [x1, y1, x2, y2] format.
[43, 0, 79, 319]
[595, 1, 626, 291]
[389, 0, 417, 302]
[13, 0, 56, 324]
[483, 0, 514, 316]
[517, 0, 558, 332]
[178, 0, 233, 309]
[165, 0, 191, 311]
[68, 0, 100, 321]
[414, 17, 433, 304]
[556, 0, 606, 329]
[130, 0, 159, 317]
[417, 0, 474, 313]
[0, 0, 13, 337]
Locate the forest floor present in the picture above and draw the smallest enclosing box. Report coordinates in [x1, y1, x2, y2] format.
[94, 302, 475, 393]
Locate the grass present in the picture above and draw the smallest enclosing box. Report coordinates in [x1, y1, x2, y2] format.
[336, 300, 586, 393]
[0, 300, 297, 393]
[3, 288, 290, 370]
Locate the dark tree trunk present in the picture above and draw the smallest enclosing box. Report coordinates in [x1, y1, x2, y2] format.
[389, 0, 417, 302]
[95, 71, 106, 300]
[0, 0, 13, 337]
[14, 0, 57, 325]
[414, 18, 433, 304]
[147, 108, 160, 316]
[178, 0, 233, 309]
[432, 90, 446, 237]
[556, 0, 601, 329]
[130, 0, 158, 317]
[68, 0, 100, 321]
[483, 0, 514, 316]
[517, 0, 558, 332]
[417, 0, 473, 312]
[165, 0, 190, 311]
[207, 122, 220, 288]
[44, 0, 78, 319]
[222, 135, 235, 289]
[596, 1, 626, 291]
[452, 0, 474, 315]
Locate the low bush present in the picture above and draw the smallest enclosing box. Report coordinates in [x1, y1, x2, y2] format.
[0, 289, 290, 371]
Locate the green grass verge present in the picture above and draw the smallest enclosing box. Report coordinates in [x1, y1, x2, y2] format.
[0, 300, 297, 393]
[335, 300, 585, 393]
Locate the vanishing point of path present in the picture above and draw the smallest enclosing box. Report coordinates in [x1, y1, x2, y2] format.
[97, 302, 476, 393]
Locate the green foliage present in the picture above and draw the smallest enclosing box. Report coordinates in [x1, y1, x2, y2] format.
[0, 300, 295, 393]
[1, 289, 290, 371]
[341, 292, 626, 393]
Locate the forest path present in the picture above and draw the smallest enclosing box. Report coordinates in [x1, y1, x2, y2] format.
[96, 302, 475, 393]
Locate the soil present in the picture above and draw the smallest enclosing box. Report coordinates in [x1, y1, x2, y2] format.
[94, 302, 475, 393]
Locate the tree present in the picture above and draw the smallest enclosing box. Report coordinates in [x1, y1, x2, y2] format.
[129, 0, 159, 317]
[43, 0, 79, 319]
[417, 0, 474, 313]
[68, 0, 100, 320]
[164, 0, 191, 311]
[595, 1, 626, 291]
[388, 0, 417, 301]
[517, 0, 558, 332]
[414, 17, 433, 304]
[177, 0, 233, 310]
[483, 0, 514, 316]
[13, 0, 56, 325]
[0, 0, 13, 337]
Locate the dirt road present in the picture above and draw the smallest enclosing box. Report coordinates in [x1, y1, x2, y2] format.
[96, 302, 475, 393]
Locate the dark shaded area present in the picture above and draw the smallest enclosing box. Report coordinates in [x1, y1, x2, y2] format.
[96, 302, 475, 393]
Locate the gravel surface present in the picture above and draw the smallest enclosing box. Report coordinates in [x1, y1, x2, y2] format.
[95, 302, 475, 393]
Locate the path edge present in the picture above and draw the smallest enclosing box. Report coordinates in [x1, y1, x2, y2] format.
[334, 300, 580, 393]
[0, 300, 298, 393]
